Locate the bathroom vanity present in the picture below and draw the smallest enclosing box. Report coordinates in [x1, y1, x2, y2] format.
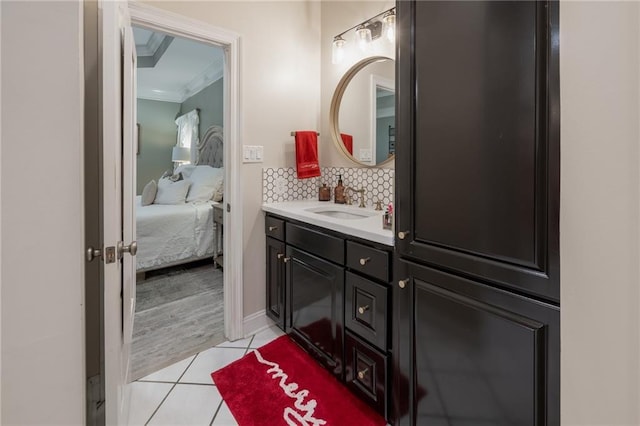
[263, 201, 393, 419]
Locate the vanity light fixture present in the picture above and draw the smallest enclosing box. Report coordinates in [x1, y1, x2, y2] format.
[382, 10, 396, 43]
[331, 7, 396, 64]
[355, 25, 372, 52]
[332, 36, 346, 65]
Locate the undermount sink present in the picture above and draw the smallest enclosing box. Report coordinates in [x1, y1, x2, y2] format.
[305, 206, 377, 220]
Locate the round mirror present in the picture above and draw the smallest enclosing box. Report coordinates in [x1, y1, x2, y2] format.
[330, 56, 395, 167]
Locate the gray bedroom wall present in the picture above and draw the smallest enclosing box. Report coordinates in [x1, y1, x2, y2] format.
[136, 99, 181, 194]
[180, 78, 224, 139]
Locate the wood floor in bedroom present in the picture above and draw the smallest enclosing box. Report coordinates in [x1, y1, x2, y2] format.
[131, 260, 225, 381]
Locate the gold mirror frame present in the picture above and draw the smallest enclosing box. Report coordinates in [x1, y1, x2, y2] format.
[329, 56, 395, 168]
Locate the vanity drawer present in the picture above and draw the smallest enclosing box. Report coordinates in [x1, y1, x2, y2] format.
[265, 216, 285, 241]
[286, 222, 344, 265]
[346, 241, 390, 282]
[345, 272, 388, 351]
[345, 331, 388, 418]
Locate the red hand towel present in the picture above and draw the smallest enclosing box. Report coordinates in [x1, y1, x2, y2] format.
[295, 131, 321, 179]
[341, 133, 353, 155]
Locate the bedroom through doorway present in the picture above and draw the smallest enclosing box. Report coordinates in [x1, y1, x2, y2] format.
[130, 25, 227, 380]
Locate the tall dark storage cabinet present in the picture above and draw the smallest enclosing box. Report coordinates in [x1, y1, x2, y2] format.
[393, 1, 560, 425]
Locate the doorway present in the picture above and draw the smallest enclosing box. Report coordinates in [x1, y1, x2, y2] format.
[91, 3, 244, 424]
[130, 25, 227, 380]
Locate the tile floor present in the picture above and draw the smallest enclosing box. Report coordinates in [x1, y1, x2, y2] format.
[128, 325, 285, 425]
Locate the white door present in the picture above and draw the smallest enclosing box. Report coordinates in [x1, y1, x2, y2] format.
[122, 16, 138, 376]
[100, 0, 136, 423]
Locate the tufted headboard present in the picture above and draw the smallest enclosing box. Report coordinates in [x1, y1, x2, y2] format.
[196, 125, 223, 168]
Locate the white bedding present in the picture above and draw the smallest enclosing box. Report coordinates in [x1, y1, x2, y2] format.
[135, 196, 218, 271]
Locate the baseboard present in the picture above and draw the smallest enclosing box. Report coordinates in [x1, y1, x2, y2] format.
[243, 309, 274, 338]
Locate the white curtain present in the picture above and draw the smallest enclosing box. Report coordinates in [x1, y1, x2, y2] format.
[175, 109, 199, 163]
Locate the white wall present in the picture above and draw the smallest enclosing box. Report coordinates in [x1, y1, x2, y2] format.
[0, 1, 85, 424]
[142, 1, 321, 319]
[320, 1, 395, 168]
[560, 2, 640, 424]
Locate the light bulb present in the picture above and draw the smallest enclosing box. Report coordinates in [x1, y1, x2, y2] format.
[355, 25, 372, 52]
[383, 11, 396, 43]
[332, 36, 346, 64]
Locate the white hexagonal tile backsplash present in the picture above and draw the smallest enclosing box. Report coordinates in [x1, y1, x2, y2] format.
[262, 167, 394, 207]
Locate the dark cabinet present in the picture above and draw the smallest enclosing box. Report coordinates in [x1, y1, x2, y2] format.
[393, 261, 559, 425]
[394, 1, 560, 425]
[265, 237, 285, 329]
[396, 0, 560, 303]
[264, 212, 393, 419]
[286, 245, 344, 378]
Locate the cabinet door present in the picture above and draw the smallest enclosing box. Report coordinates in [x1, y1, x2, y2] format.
[265, 237, 286, 330]
[286, 246, 345, 379]
[393, 260, 559, 426]
[396, 0, 560, 302]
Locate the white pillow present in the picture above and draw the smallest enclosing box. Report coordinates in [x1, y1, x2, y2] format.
[154, 178, 191, 205]
[186, 166, 224, 202]
[175, 164, 196, 179]
[141, 180, 157, 206]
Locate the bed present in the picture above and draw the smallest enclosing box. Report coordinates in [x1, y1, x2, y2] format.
[136, 125, 224, 272]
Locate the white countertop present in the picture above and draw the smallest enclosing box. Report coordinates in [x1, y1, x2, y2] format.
[262, 200, 394, 246]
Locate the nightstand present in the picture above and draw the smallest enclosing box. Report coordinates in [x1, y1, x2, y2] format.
[213, 204, 224, 269]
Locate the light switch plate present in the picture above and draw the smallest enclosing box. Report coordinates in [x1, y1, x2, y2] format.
[243, 145, 264, 163]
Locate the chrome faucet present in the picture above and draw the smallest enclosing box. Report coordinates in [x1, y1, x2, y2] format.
[345, 187, 366, 208]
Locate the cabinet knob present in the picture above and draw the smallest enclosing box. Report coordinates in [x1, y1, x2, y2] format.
[357, 368, 369, 380]
[397, 230, 410, 240]
[268, 226, 278, 231]
[358, 305, 370, 315]
[398, 279, 409, 289]
[277, 253, 284, 259]
[283, 257, 291, 263]
[359, 257, 371, 266]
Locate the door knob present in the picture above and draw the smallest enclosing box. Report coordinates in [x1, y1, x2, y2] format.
[397, 231, 410, 240]
[277, 253, 284, 259]
[398, 279, 409, 289]
[268, 226, 278, 231]
[358, 305, 370, 315]
[283, 257, 291, 263]
[357, 368, 369, 380]
[86, 246, 102, 262]
[117, 241, 138, 259]
[359, 257, 371, 266]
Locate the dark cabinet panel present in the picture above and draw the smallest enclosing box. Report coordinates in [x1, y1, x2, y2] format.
[345, 271, 389, 352]
[286, 245, 345, 379]
[265, 216, 285, 241]
[396, 0, 560, 302]
[393, 260, 559, 425]
[265, 237, 285, 330]
[346, 240, 391, 282]
[286, 222, 345, 265]
[345, 331, 389, 418]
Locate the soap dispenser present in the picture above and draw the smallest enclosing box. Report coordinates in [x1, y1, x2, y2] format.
[318, 184, 331, 201]
[334, 175, 346, 204]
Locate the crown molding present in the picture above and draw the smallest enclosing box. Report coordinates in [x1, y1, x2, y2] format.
[135, 31, 166, 56]
[180, 60, 224, 101]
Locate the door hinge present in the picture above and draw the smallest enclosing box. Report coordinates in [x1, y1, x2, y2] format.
[226, 203, 231, 213]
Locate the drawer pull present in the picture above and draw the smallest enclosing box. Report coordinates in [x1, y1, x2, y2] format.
[359, 257, 371, 266]
[397, 230, 410, 240]
[398, 279, 409, 289]
[358, 305, 370, 315]
[277, 253, 284, 259]
[268, 226, 278, 231]
[283, 257, 291, 263]
[357, 368, 369, 380]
